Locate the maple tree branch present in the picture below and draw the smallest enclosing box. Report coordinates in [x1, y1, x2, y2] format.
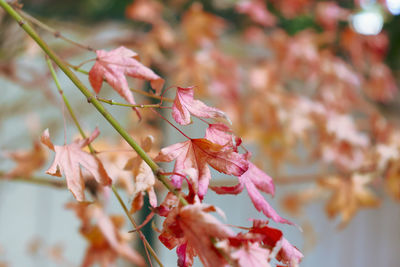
[0, 171, 67, 188]
[131, 88, 174, 103]
[96, 96, 162, 108]
[18, 9, 95, 51]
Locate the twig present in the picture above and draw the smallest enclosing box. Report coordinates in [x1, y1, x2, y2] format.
[112, 186, 161, 267]
[18, 9, 95, 51]
[0, 171, 67, 188]
[96, 96, 162, 108]
[45, 56, 95, 153]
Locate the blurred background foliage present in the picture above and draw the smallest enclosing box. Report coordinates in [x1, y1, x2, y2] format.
[17, 0, 400, 69]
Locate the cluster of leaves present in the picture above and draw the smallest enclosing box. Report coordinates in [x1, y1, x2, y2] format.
[123, 0, 400, 227]
[0, 1, 307, 267]
[45, 44, 303, 265]
[0, 0, 399, 266]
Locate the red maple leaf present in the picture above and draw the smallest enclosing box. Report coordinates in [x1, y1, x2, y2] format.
[155, 138, 248, 198]
[41, 128, 111, 201]
[159, 203, 234, 267]
[231, 242, 271, 267]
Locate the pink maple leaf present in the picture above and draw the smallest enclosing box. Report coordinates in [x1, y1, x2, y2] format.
[41, 128, 112, 201]
[155, 138, 248, 198]
[276, 238, 303, 267]
[89, 46, 164, 115]
[212, 161, 292, 225]
[231, 242, 271, 267]
[236, 0, 277, 27]
[172, 86, 230, 125]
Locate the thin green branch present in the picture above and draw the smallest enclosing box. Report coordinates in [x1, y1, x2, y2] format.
[131, 88, 173, 103]
[112, 186, 163, 267]
[45, 56, 95, 153]
[96, 96, 162, 108]
[18, 9, 94, 51]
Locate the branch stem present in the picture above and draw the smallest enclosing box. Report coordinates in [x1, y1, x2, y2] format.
[0, 171, 67, 188]
[45, 56, 95, 153]
[112, 185, 162, 267]
[96, 96, 162, 108]
[18, 9, 94, 51]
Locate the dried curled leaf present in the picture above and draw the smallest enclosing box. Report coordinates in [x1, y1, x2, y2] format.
[4, 140, 47, 178]
[319, 174, 380, 227]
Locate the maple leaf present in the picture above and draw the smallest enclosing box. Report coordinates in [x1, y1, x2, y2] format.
[124, 135, 157, 213]
[182, 3, 226, 47]
[67, 203, 145, 267]
[159, 203, 234, 267]
[205, 123, 241, 151]
[231, 242, 271, 267]
[276, 238, 303, 267]
[41, 128, 112, 201]
[236, 0, 277, 27]
[385, 160, 400, 201]
[125, 0, 163, 25]
[319, 174, 380, 227]
[239, 163, 293, 225]
[155, 138, 248, 198]
[172, 86, 230, 125]
[88, 46, 164, 116]
[247, 220, 303, 266]
[315, 2, 348, 31]
[212, 161, 292, 225]
[4, 140, 47, 178]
